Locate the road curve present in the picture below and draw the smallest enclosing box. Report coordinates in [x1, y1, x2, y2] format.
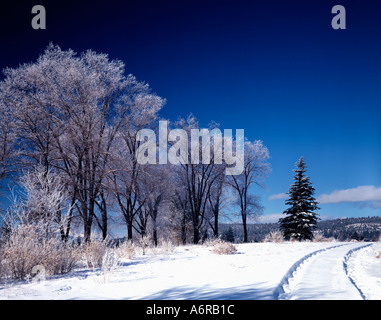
[277, 242, 371, 300]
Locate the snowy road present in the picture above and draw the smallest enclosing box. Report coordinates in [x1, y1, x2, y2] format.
[279, 243, 372, 300]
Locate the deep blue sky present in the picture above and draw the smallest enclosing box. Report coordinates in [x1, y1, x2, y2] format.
[1, 0, 381, 221]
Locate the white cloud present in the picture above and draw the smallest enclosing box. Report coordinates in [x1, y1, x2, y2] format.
[257, 213, 283, 223]
[318, 185, 381, 205]
[269, 193, 287, 200]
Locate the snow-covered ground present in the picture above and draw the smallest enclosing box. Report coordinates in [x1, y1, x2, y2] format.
[346, 243, 381, 300]
[1, 242, 380, 300]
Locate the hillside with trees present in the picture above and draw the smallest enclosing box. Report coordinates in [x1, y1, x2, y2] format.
[219, 216, 381, 242]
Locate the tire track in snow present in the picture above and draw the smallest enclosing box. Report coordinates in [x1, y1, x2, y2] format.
[273, 243, 346, 299]
[273, 243, 371, 300]
[342, 243, 373, 300]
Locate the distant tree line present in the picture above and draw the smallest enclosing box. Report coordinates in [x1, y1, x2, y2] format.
[219, 216, 381, 243]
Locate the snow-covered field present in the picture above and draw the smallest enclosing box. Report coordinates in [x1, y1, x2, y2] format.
[1, 242, 380, 300]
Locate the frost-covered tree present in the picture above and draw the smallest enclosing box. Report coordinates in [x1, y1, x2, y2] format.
[0, 101, 16, 193]
[18, 165, 71, 239]
[227, 140, 270, 243]
[1, 165, 72, 242]
[173, 115, 226, 244]
[279, 157, 320, 241]
[168, 180, 192, 245]
[109, 127, 163, 242]
[139, 164, 173, 246]
[206, 172, 226, 238]
[0, 44, 164, 242]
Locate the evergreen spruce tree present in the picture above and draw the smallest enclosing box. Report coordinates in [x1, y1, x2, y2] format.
[279, 157, 320, 241]
[223, 226, 235, 243]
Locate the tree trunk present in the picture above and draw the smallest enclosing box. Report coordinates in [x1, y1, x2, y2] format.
[193, 227, 200, 244]
[152, 209, 158, 246]
[153, 229, 158, 247]
[84, 220, 92, 243]
[127, 222, 133, 241]
[101, 216, 107, 240]
[242, 214, 248, 243]
[181, 211, 187, 245]
[214, 209, 219, 238]
[100, 196, 108, 241]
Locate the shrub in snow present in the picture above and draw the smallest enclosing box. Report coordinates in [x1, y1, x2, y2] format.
[312, 231, 325, 242]
[117, 240, 136, 259]
[202, 236, 222, 247]
[263, 230, 284, 243]
[158, 239, 175, 254]
[150, 239, 175, 255]
[210, 239, 237, 255]
[3, 225, 48, 279]
[138, 235, 151, 255]
[97, 249, 120, 283]
[102, 250, 119, 272]
[2, 225, 78, 280]
[81, 239, 108, 269]
[311, 231, 336, 243]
